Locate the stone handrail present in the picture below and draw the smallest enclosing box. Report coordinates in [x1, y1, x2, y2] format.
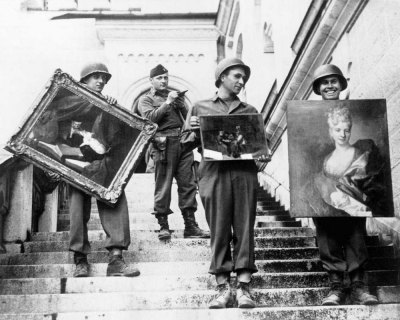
[0, 156, 58, 254]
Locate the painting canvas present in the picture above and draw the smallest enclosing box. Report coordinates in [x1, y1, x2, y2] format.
[287, 99, 394, 218]
[5, 69, 157, 205]
[199, 113, 269, 161]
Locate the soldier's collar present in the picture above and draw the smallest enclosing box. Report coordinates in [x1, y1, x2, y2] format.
[150, 87, 169, 97]
[213, 92, 239, 102]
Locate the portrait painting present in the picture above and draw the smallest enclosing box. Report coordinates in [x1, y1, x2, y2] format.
[5, 69, 157, 205]
[199, 113, 269, 161]
[287, 99, 394, 218]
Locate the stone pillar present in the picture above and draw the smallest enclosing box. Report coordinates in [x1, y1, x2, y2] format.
[3, 164, 33, 242]
[38, 186, 58, 233]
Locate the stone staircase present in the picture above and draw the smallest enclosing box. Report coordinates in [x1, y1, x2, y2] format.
[0, 173, 399, 319]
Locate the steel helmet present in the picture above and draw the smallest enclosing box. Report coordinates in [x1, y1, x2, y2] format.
[79, 62, 112, 83]
[215, 57, 251, 87]
[312, 64, 347, 95]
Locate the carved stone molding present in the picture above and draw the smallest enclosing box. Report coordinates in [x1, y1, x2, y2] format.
[97, 26, 219, 42]
[117, 53, 206, 64]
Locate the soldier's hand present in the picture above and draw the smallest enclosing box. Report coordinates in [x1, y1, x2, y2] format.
[44, 170, 61, 182]
[257, 154, 271, 163]
[190, 116, 200, 128]
[104, 95, 117, 105]
[166, 91, 179, 105]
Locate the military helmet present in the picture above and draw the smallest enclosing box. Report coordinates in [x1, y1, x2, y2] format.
[312, 64, 347, 95]
[215, 57, 251, 87]
[79, 62, 112, 83]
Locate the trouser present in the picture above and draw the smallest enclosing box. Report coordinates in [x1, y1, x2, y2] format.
[313, 217, 368, 274]
[69, 187, 131, 255]
[151, 136, 197, 216]
[198, 160, 258, 275]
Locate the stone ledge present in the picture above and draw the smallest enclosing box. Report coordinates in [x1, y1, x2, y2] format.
[367, 217, 400, 257]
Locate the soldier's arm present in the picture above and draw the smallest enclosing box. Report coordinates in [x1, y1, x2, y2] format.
[138, 96, 171, 124]
[184, 104, 200, 130]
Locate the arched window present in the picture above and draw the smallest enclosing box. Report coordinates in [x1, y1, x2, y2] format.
[263, 22, 274, 53]
[228, 2, 240, 37]
[217, 35, 226, 63]
[236, 34, 243, 59]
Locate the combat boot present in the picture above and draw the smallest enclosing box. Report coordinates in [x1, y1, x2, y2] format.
[321, 271, 345, 306]
[236, 282, 256, 308]
[349, 269, 378, 305]
[322, 282, 345, 305]
[73, 253, 89, 277]
[156, 214, 171, 241]
[209, 282, 234, 309]
[350, 281, 378, 305]
[106, 253, 140, 277]
[182, 211, 210, 238]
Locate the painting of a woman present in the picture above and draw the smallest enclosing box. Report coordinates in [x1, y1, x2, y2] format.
[314, 106, 388, 217]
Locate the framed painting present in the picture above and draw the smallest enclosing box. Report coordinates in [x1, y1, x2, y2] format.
[287, 99, 394, 218]
[199, 113, 269, 161]
[5, 69, 157, 205]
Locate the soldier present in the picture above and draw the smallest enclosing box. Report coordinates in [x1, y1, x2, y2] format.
[186, 58, 270, 309]
[138, 64, 209, 241]
[68, 62, 140, 278]
[311, 64, 378, 305]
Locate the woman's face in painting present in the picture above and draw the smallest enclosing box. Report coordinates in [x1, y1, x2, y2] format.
[329, 120, 351, 146]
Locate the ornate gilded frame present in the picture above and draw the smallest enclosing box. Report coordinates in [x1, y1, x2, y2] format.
[5, 69, 157, 205]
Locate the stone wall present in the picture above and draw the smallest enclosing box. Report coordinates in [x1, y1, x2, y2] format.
[262, 0, 400, 221]
[332, 0, 400, 217]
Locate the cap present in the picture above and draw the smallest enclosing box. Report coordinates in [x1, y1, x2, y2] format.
[150, 64, 168, 78]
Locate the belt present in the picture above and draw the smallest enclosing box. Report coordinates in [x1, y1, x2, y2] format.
[155, 127, 181, 137]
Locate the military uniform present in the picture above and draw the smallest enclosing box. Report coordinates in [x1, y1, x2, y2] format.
[138, 87, 197, 217]
[67, 62, 139, 277]
[187, 94, 259, 275]
[311, 63, 377, 305]
[313, 217, 368, 273]
[69, 189, 130, 255]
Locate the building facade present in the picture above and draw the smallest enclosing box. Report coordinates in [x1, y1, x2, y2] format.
[1, 0, 400, 237]
[0, 0, 220, 146]
[216, 0, 400, 243]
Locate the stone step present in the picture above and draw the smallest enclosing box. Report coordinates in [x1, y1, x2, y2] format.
[59, 220, 307, 231]
[256, 209, 290, 216]
[256, 257, 400, 273]
[257, 221, 302, 228]
[0, 261, 209, 279]
[256, 227, 314, 237]
[23, 236, 318, 253]
[1, 271, 398, 295]
[57, 221, 203, 232]
[255, 215, 295, 222]
[1, 257, 398, 279]
[1, 304, 399, 320]
[0, 249, 207, 265]
[256, 197, 276, 203]
[257, 199, 281, 205]
[31, 227, 316, 242]
[57, 210, 211, 231]
[256, 246, 396, 260]
[0, 286, 399, 313]
[257, 204, 284, 210]
[256, 205, 287, 211]
[1, 246, 393, 266]
[58, 212, 176, 222]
